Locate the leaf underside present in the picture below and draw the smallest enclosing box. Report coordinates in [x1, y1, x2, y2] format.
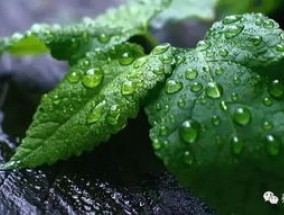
[145, 13, 284, 214]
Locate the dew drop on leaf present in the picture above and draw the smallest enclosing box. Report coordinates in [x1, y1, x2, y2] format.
[196, 40, 211, 51]
[160, 54, 172, 64]
[231, 135, 244, 155]
[268, 79, 283, 98]
[106, 104, 121, 125]
[179, 119, 200, 144]
[262, 121, 273, 130]
[97, 33, 111, 43]
[183, 151, 194, 166]
[205, 82, 223, 99]
[152, 43, 170, 55]
[82, 68, 104, 88]
[211, 115, 221, 126]
[87, 100, 106, 124]
[152, 138, 163, 150]
[222, 15, 242, 25]
[185, 68, 198, 80]
[121, 81, 135, 95]
[133, 56, 148, 69]
[152, 67, 165, 75]
[231, 92, 239, 101]
[250, 36, 262, 46]
[177, 98, 186, 108]
[233, 107, 251, 126]
[219, 49, 229, 57]
[265, 134, 281, 156]
[119, 52, 134, 65]
[215, 67, 224, 75]
[224, 25, 244, 39]
[165, 80, 183, 94]
[67, 71, 81, 83]
[159, 125, 169, 136]
[276, 44, 284, 52]
[190, 82, 203, 92]
[262, 97, 273, 106]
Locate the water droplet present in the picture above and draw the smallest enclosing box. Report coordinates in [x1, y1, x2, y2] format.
[160, 54, 172, 64]
[211, 115, 221, 126]
[265, 134, 281, 156]
[269, 80, 283, 98]
[121, 81, 135, 95]
[107, 104, 121, 125]
[133, 56, 148, 69]
[190, 82, 203, 92]
[177, 99, 186, 108]
[215, 67, 224, 75]
[233, 107, 251, 126]
[196, 40, 211, 51]
[119, 52, 134, 65]
[67, 71, 81, 83]
[203, 66, 210, 73]
[276, 44, 284, 52]
[220, 100, 228, 111]
[219, 49, 229, 57]
[231, 136, 244, 155]
[183, 151, 194, 165]
[262, 121, 273, 130]
[152, 43, 170, 55]
[250, 36, 262, 46]
[263, 97, 273, 106]
[87, 100, 106, 124]
[231, 92, 239, 101]
[224, 25, 244, 39]
[97, 33, 111, 43]
[179, 119, 200, 144]
[176, 55, 186, 64]
[233, 76, 241, 85]
[263, 20, 275, 28]
[185, 68, 198, 80]
[165, 80, 183, 94]
[205, 82, 223, 99]
[82, 68, 104, 88]
[152, 67, 165, 75]
[223, 15, 242, 25]
[159, 125, 169, 136]
[153, 138, 163, 150]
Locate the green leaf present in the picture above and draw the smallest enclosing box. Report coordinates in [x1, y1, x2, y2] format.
[145, 14, 284, 214]
[1, 42, 175, 169]
[153, 0, 218, 27]
[0, 0, 170, 60]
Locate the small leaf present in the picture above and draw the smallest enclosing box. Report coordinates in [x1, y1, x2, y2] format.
[1, 43, 175, 169]
[0, 0, 170, 60]
[146, 13, 284, 214]
[153, 0, 218, 27]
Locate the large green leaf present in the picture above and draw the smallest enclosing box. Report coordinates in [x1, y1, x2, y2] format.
[146, 13, 284, 214]
[1, 42, 175, 169]
[0, 0, 170, 60]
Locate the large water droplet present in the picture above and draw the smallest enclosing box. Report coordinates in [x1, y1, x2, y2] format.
[183, 151, 194, 166]
[97, 33, 111, 43]
[121, 81, 135, 95]
[224, 25, 244, 39]
[276, 44, 284, 52]
[190, 82, 203, 92]
[265, 134, 281, 156]
[233, 107, 251, 126]
[231, 136, 244, 155]
[269, 80, 283, 98]
[211, 115, 221, 126]
[159, 125, 169, 136]
[107, 104, 121, 125]
[67, 71, 81, 83]
[152, 43, 170, 55]
[165, 80, 183, 94]
[223, 15, 242, 25]
[119, 52, 134, 65]
[250, 36, 262, 46]
[205, 82, 223, 99]
[82, 68, 104, 88]
[179, 119, 200, 144]
[262, 97, 273, 106]
[185, 68, 198, 80]
[87, 100, 106, 124]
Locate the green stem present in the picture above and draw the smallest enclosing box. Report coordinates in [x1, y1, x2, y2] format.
[144, 32, 159, 47]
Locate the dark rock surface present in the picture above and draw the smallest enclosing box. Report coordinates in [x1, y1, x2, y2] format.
[0, 1, 215, 214]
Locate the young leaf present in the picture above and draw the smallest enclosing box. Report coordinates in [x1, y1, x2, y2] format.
[153, 0, 218, 27]
[0, 0, 170, 60]
[145, 14, 284, 214]
[1, 43, 175, 169]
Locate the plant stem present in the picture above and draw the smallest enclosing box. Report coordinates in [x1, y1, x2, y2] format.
[144, 32, 159, 47]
